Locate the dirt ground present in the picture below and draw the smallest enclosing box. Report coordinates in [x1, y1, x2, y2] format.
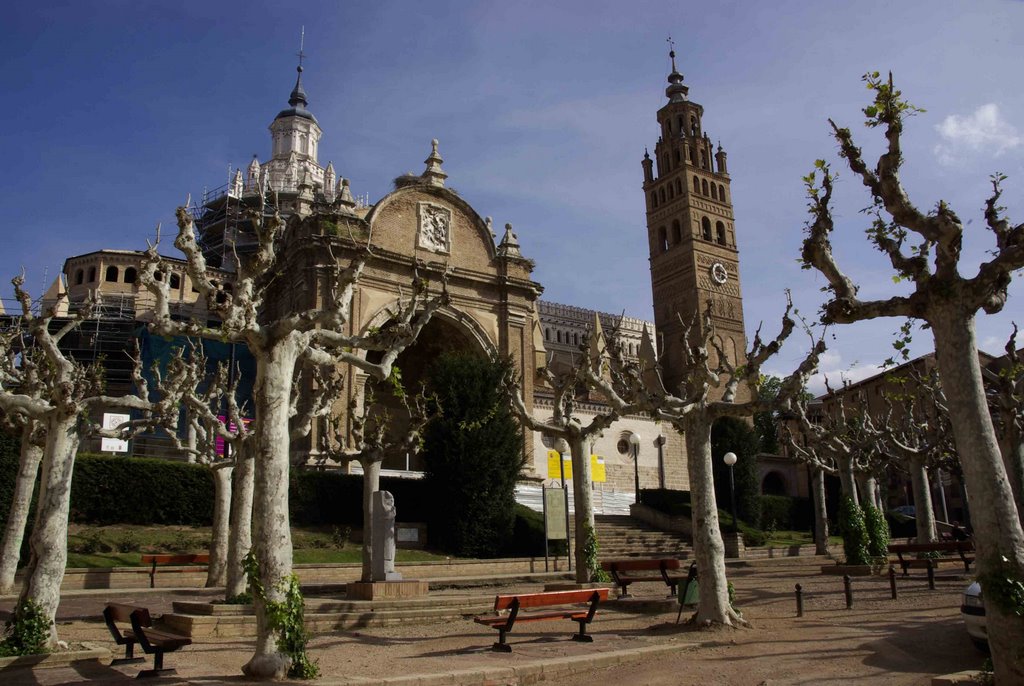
[3, 557, 985, 685]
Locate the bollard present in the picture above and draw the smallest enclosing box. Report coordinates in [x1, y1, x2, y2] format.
[927, 559, 935, 590]
[843, 574, 853, 609]
[889, 566, 897, 599]
[795, 583, 804, 617]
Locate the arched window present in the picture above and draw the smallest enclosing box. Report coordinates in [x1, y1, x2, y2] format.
[677, 116, 684, 133]
[105, 265, 118, 282]
[701, 217, 712, 241]
[675, 179, 681, 195]
[693, 176, 700, 194]
[74, 269, 84, 285]
[557, 331, 562, 344]
[690, 117, 698, 136]
[123, 267, 137, 284]
[702, 179, 709, 196]
[672, 219, 682, 244]
[169, 273, 181, 289]
[545, 328, 551, 341]
[659, 188, 666, 204]
[690, 149, 697, 166]
[710, 184, 718, 200]
[658, 227, 669, 253]
[716, 221, 727, 245]
[719, 184, 726, 202]
[675, 149, 681, 163]
[700, 151, 708, 170]
[651, 192, 658, 209]
[668, 184, 674, 200]
[154, 270, 164, 282]
[88, 267, 97, 282]
[573, 333, 579, 346]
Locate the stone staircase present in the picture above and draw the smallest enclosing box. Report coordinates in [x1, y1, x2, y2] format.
[581, 514, 692, 560]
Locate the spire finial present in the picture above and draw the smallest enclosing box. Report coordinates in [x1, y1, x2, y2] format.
[422, 138, 447, 187]
[663, 36, 688, 103]
[667, 36, 677, 72]
[287, 27, 309, 108]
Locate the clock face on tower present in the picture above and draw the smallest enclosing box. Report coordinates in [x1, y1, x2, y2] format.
[710, 262, 729, 285]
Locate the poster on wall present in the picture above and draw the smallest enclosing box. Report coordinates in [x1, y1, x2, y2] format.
[545, 450, 606, 482]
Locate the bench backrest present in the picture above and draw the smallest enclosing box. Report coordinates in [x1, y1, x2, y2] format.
[104, 603, 148, 625]
[888, 541, 973, 553]
[140, 554, 211, 565]
[601, 558, 680, 572]
[493, 588, 609, 612]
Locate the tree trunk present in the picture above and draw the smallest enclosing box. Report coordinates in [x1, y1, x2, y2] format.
[684, 416, 745, 627]
[206, 465, 233, 587]
[569, 435, 595, 583]
[18, 413, 79, 647]
[225, 446, 254, 599]
[838, 457, 859, 506]
[909, 456, 937, 543]
[243, 340, 300, 680]
[359, 457, 382, 583]
[0, 429, 43, 595]
[811, 468, 829, 556]
[1003, 424, 1024, 528]
[930, 311, 1024, 683]
[856, 474, 880, 511]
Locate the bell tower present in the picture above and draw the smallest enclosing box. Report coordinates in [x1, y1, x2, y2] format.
[643, 47, 748, 397]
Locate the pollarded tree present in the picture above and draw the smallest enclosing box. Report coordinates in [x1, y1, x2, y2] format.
[317, 372, 434, 581]
[876, 369, 956, 543]
[983, 325, 1023, 525]
[141, 193, 448, 679]
[508, 315, 641, 581]
[801, 72, 1024, 680]
[600, 300, 824, 627]
[0, 338, 45, 596]
[0, 281, 171, 646]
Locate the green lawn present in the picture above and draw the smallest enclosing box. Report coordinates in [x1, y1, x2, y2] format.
[63, 524, 453, 568]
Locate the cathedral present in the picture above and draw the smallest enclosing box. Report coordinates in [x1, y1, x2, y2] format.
[41, 50, 762, 506]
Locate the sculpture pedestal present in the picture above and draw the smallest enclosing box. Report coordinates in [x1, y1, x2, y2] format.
[346, 580, 429, 600]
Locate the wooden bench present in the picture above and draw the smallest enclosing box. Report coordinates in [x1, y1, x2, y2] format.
[474, 588, 609, 652]
[888, 541, 975, 576]
[103, 603, 146, 666]
[600, 558, 684, 598]
[140, 553, 209, 588]
[103, 603, 192, 678]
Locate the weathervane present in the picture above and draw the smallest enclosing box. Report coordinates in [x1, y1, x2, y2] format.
[667, 35, 677, 71]
[297, 26, 306, 69]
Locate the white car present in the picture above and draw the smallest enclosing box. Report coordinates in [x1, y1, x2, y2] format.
[961, 582, 987, 650]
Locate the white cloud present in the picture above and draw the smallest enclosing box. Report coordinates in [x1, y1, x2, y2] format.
[934, 103, 1022, 165]
[768, 350, 886, 398]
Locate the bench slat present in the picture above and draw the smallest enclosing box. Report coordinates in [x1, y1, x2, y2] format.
[493, 589, 607, 611]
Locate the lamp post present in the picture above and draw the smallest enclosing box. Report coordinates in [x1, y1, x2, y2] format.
[554, 438, 572, 571]
[723, 451, 738, 534]
[629, 433, 642, 504]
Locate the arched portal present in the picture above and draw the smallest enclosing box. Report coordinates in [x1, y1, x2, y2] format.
[363, 311, 492, 471]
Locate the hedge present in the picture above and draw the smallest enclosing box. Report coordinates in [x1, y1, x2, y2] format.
[759, 494, 814, 531]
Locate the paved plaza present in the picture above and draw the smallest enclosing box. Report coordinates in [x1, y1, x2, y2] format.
[0, 557, 983, 685]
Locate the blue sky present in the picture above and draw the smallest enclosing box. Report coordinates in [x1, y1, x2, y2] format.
[2, 0, 1022, 393]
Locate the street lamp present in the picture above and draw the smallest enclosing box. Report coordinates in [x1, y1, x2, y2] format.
[628, 433, 642, 503]
[553, 437, 572, 571]
[723, 451, 738, 534]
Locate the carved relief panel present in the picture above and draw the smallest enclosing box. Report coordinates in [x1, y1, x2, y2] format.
[417, 202, 452, 254]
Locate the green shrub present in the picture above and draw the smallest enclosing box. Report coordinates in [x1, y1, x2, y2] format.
[760, 494, 814, 531]
[838, 496, 871, 565]
[421, 354, 524, 558]
[503, 504, 567, 557]
[639, 488, 691, 515]
[72, 454, 215, 525]
[862, 504, 890, 559]
[0, 599, 51, 657]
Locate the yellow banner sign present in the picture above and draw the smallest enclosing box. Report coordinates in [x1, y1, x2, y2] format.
[546, 450, 606, 483]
